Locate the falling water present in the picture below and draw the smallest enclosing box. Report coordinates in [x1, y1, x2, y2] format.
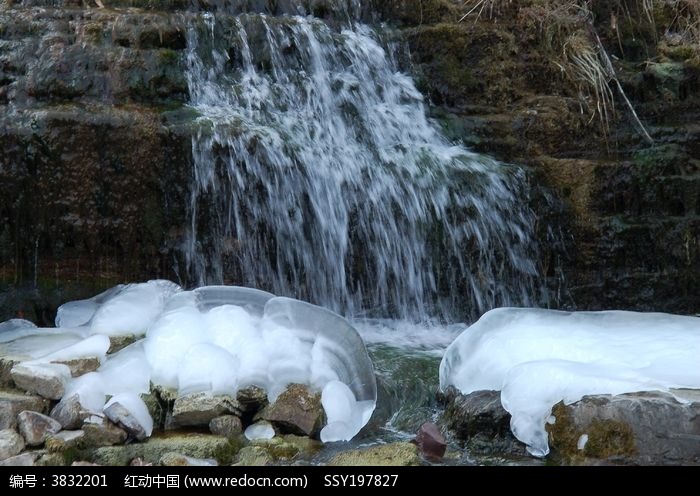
[184, 12, 539, 321]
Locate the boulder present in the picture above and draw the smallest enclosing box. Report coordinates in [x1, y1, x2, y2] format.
[0, 390, 50, 430]
[236, 386, 268, 414]
[440, 387, 525, 456]
[414, 422, 446, 460]
[10, 363, 71, 400]
[209, 415, 242, 438]
[50, 394, 91, 429]
[82, 416, 128, 447]
[261, 384, 324, 437]
[548, 390, 700, 465]
[46, 430, 85, 452]
[329, 442, 420, 466]
[172, 393, 241, 427]
[0, 429, 25, 461]
[103, 401, 148, 441]
[17, 411, 62, 446]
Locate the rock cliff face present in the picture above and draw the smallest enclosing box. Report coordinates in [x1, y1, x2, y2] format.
[1, 0, 698, 322]
[0, 1, 195, 321]
[386, 0, 699, 313]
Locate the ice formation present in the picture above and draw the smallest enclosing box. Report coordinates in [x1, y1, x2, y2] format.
[439, 308, 700, 456]
[244, 422, 275, 441]
[0, 280, 376, 443]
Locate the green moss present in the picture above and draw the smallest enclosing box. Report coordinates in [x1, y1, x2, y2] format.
[546, 402, 584, 463]
[583, 419, 636, 458]
[234, 446, 273, 466]
[212, 437, 246, 465]
[328, 442, 421, 466]
[251, 435, 322, 461]
[633, 144, 687, 175]
[648, 61, 685, 97]
[660, 43, 699, 62]
[158, 49, 180, 66]
[92, 434, 232, 466]
[61, 447, 81, 466]
[547, 402, 636, 463]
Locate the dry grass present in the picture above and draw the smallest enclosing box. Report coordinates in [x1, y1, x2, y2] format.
[665, 0, 700, 45]
[457, 0, 657, 140]
[560, 32, 615, 133]
[458, 0, 511, 23]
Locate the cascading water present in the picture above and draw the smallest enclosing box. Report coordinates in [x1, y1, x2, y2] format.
[183, 13, 540, 322]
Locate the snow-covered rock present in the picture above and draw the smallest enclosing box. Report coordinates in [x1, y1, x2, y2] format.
[440, 308, 700, 457]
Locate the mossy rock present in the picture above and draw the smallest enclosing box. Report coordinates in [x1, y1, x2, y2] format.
[583, 418, 636, 459]
[547, 402, 636, 464]
[233, 446, 273, 466]
[251, 434, 322, 461]
[328, 442, 421, 466]
[90, 433, 239, 466]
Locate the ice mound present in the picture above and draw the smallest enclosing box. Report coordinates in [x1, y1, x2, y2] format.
[1, 281, 376, 443]
[439, 308, 700, 457]
[141, 290, 377, 442]
[54, 280, 181, 336]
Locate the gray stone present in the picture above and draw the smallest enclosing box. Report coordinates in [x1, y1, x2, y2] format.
[72, 461, 101, 466]
[46, 430, 85, 452]
[549, 391, 700, 465]
[82, 416, 128, 447]
[439, 387, 525, 456]
[209, 415, 242, 438]
[172, 392, 241, 427]
[0, 429, 25, 461]
[52, 357, 100, 377]
[17, 410, 62, 446]
[50, 394, 91, 429]
[160, 452, 218, 466]
[261, 384, 324, 437]
[10, 363, 71, 400]
[329, 442, 420, 466]
[414, 422, 446, 460]
[104, 401, 148, 441]
[0, 452, 37, 466]
[237, 386, 268, 414]
[0, 390, 50, 430]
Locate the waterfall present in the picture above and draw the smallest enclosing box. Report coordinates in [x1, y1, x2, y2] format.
[183, 12, 539, 321]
